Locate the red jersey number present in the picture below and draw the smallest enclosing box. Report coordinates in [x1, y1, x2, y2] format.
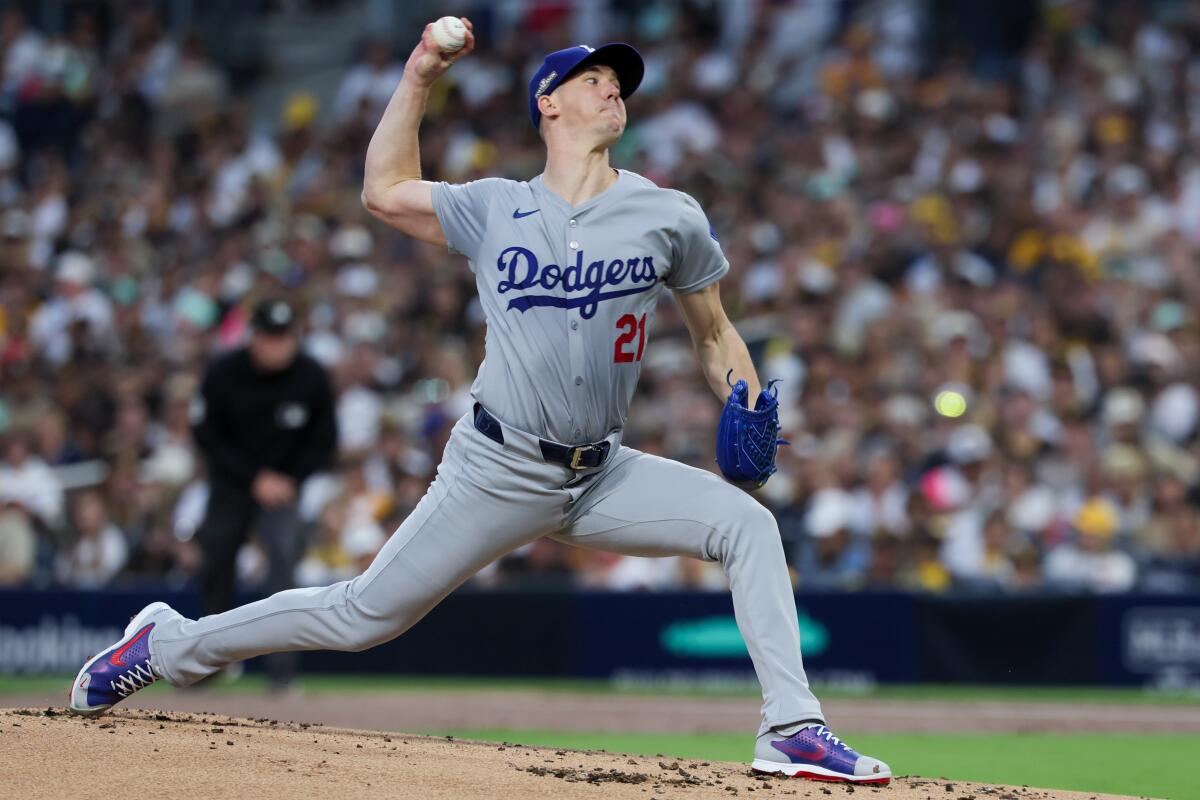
[613, 313, 647, 363]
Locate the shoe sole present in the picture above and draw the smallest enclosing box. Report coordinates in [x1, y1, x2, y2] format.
[67, 601, 173, 716]
[751, 759, 891, 785]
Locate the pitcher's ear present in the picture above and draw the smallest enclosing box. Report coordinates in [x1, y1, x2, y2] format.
[538, 92, 559, 122]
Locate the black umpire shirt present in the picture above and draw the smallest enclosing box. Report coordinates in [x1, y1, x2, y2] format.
[191, 348, 338, 494]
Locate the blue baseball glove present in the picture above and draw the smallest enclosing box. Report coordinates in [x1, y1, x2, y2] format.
[715, 371, 787, 488]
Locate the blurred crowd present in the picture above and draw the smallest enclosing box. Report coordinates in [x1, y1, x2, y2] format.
[3, 0, 1200, 596]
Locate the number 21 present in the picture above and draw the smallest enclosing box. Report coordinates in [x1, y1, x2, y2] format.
[613, 313, 647, 363]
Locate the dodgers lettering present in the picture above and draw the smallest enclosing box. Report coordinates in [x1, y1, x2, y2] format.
[496, 246, 659, 319]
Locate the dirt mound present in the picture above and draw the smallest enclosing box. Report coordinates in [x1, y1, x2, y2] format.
[0, 708, 1144, 800]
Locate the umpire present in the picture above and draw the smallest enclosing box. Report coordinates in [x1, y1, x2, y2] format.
[191, 297, 337, 689]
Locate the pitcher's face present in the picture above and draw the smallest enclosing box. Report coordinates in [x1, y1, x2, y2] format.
[545, 65, 626, 144]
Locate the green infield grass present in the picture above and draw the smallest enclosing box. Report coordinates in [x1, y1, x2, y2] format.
[431, 729, 1197, 800]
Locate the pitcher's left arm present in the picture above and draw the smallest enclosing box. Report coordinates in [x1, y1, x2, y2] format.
[675, 282, 761, 401]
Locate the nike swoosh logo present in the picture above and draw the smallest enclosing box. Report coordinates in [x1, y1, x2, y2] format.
[513, 208, 540, 219]
[772, 739, 826, 762]
[109, 623, 154, 667]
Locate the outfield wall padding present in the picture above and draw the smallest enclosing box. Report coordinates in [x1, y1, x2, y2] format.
[1, 588, 1197, 686]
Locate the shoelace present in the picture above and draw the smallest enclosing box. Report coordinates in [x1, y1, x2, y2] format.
[110, 661, 160, 697]
[811, 726, 846, 749]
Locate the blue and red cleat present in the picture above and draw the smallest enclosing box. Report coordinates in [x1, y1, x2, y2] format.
[68, 602, 175, 716]
[752, 724, 891, 784]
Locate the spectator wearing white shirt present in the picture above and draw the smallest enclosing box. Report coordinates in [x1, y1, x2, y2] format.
[1044, 498, 1137, 593]
[1, 7, 45, 96]
[938, 425, 999, 581]
[55, 489, 128, 589]
[28, 251, 117, 366]
[0, 428, 64, 530]
[797, 488, 871, 590]
[156, 33, 228, 137]
[335, 342, 384, 456]
[0, 510, 35, 585]
[0, 430, 53, 585]
[849, 449, 909, 537]
[333, 39, 404, 126]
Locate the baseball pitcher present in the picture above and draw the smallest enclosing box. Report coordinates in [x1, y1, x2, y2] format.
[69, 19, 890, 785]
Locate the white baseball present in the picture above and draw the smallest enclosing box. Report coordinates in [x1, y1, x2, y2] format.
[431, 16, 467, 53]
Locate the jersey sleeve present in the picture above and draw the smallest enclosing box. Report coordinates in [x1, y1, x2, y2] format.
[666, 191, 730, 293]
[431, 178, 503, 261]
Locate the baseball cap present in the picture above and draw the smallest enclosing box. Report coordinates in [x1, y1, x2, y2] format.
[528, 43, 644, 130]
[250, 298, 297, 335]
[1102, 387, 1145, 427]
[56, 251, 95, 286]
[1074, 497, 1119, 538]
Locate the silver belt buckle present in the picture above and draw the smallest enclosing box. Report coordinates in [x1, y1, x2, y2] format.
[569, 444, 598, 470]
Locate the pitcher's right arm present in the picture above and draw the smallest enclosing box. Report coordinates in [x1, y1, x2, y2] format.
[361, 19, 474, 245]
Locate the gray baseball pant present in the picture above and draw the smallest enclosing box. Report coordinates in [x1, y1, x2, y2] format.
[151, 413, 824, 734]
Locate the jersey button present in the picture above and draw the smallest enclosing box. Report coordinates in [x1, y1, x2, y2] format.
[574, 428, 582, 438]
[569, 219, 578, 227]
[570, 320, 579, 331]
[574, 376, 583, 386]
[569, 240, 579, 250]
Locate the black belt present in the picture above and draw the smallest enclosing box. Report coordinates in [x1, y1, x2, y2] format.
[473, 403, 611, 470]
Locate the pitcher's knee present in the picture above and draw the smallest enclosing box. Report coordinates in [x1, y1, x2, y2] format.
[338, 605, 408, 652]
[323, 584, 392, 651]
[726, 500, 782, 550]
[342, 623, 396, 653]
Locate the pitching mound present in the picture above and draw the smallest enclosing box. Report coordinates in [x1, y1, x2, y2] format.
[1, 708, 1141, 800]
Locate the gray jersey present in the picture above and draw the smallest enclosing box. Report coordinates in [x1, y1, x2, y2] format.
[432, 169, 728, 444]
[118, 179, 825, 751]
